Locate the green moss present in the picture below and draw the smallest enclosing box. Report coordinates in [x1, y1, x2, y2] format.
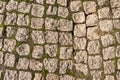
[41, 67, 47, 77]
[67, 13, 73, 20]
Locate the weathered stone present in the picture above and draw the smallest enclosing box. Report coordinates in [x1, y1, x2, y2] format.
[45, 31, 58, 43]
[34, 73, 44, 80]
[18, 1, 31, 13]
[31, 30, 45, 44]
[83, 1, 97, 14]
[31, 4, 44, 17]
[59, 60, 73, 74]
[6, 0, 18, 11]
[31, 18, 44, 29]
[99, 20, 113, 32]
[98, 7, 110, 19]
[0, 51, 3, 64]
[88, 55, 102, 69]
[86, 13, 98, 26]
[101, 34, 115, 47]
[74, 37, 87, 50]
[113, 20, 120, 29]
[46, 73, 59, 80]
[18, 71, 32, 80]
[17, 14, 29, 26]
[0, 14, 3, 24]
[16, 28, 29, 41]
[36, 0, 44, 4]
[16, 44, 30, 56]
[112, 7, 120, 18]
[116, 45, 120, 57]
[75, 63, 88, 75]
[87, 40, 101, 54]
[97, 0, 107, 7]
[110, 0, 120, 8]
[46, 6, 57, 15]
[59, 32, 73, 45]
[74, 24, 86, 37]
[57, 0, 67, 6]
[74, 50, 87, 63]
[115, 32, 120, 43]
[4, 70, 17, 80]
[0, 39, 2, 50]
[2, 39, 16, 52]
[117, 59, 120, 70]
[104, 60, 115, 74]
[4, 12, 16, 25]
[32, 46, 43, 59]
[6, 26, 16, 38]
[57, 19, 73, 31]
[70, 1, 82, 12]
[46, 0, 56, 4]
[60, 75, 75, 80]
[104, 75, 114, 80]
[4, 53, 15, 67]
[58, 7, 69, 18]
[116, 71, 120, 80]
[43, 58, 58, 72]
[102, 46, 115, 60]
[0, 1, 6, 13]
[45, 44, 57, 57]
[90, 70, 102, 80]
[29, 59, 43, 71]
[45, 17, 57, 30]
[16, 58, 29, 70]
[87, 27, 100, 40]
[0, 27, 3, 38]
[60, 47, 73, 59]
[72, 12, 85, 23]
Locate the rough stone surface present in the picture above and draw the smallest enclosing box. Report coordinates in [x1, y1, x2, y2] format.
[32, 46, 43, 58]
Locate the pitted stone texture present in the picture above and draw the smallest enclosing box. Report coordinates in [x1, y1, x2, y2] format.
[45, 44, 58, 57]
[31, 30, 45, 44]
[32, 46, 43, 59]
[18, 1, 31, 13]
[0, 51, 3, 64]
[70, 1, 82, 12]
[0, 14, 3, 24]
[6, 0, 18, 11]
[88, 55, 102, 69]
[59, 60, 73, 74]
[74, 50, 87, 63]
[58, 7, 69, 18]
[60, 75, 75, 80]
[101, 34, 115, 47]
[74, 37, 87, 50]
[57, 19, 73, 31]
[74, 24, 86, 37]
[46, 73, 59, 80]
[117, 59, 120, 70]
[75, 63, 88, 75]
[2, 39, 16, 52]
[46, 6, 57, 15]
[4, 53, 15, 67]
[29, 59, 43, 71]
[0, 39, 2, 50]
[6, 26, 16, 38]
[104, 75, 114, 80]
[18, 71, 32, 80]
[16, 58, 29, 70]
[116, 71, 120, 80]
[16, 28, 29, 41]
[72, 12, 85, 23]
[43, 58, 58, 73]
[45, 17, 57, 30]
[102, 46, 115, 60]
[31, 18, 44, 29]
[17, 14, 29, 26]
[113, 20, 120, 29]
[46, 0, 56, 5]
[98, 7, 111, 19]
[87, 40, 101, 54]
[16, 44, 30, 56]
[4, 12, 17, 25]
[34, 73, 44, 80]
[116, 45, 120, 57]
[104, 60, 115, 74]
[112, 7, 120, 18]
[0, 27, 3, 38]
[87, 27, 100, 40]
[83, 1, 97, 14]
[90, 70, 102, 80]
[115, 32, 120, 43]
[45, 31, 58, 43]
[4, 70, 17, 80]
[60, 47, 73, 59]
[59, 32, 73, 46]
[31, 4, 44, 17]
[57, 0, 67, 6]
[86, 13, 98, 27]
[99, 20, 113, 32]
[110, 0, 120, 8]
[97, 0, 108, 7]
[0, 1, 6, 13]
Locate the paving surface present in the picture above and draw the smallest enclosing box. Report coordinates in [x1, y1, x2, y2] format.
[0, 0, 120, 80]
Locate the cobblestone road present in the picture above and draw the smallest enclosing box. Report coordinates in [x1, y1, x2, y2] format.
[0, 0, 120, 80]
